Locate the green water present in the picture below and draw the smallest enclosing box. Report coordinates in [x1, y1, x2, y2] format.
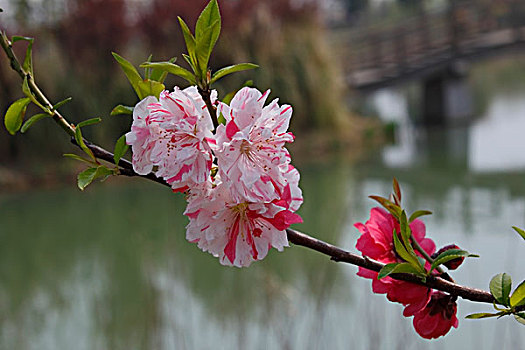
[1, 150, 524, 349]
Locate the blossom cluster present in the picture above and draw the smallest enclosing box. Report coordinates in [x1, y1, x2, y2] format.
[355, 208, 459, 339]
[126, 86, 303, 267]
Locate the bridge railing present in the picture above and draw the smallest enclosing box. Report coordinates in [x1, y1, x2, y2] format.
[339, 0, 525, 88]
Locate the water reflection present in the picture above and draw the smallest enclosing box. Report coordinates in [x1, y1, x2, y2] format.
[1, 152, 525, 349]
[371, 77, 525, 174]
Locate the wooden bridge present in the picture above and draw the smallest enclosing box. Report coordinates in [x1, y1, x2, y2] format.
[338, 0, 525, 91]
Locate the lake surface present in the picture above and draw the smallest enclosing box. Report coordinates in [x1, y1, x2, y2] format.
[2, 59, 525, 349]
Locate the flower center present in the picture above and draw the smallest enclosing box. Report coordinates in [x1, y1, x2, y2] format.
[240, 139, 252, 156]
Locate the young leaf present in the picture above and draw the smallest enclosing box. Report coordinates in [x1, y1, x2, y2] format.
[210, 63, 259, 84]
[399, 211, 413, 253]
[195, 0, 221, 44]
[112, 52, 145, 99]
[4, 97, 31, 135]
[150, 57, 176, 83]
[74, 121, 98, 162]
[512, 226, 525, 241]
[510, 280, 525, 307]
[77, 166, 114, 191]
[392, 177, 401, 205]
[77, 167, 98, 191]
[369, 195, 402, 219]
[53, 97, 72, 110]
[195, 20, 220, 78]
[22, 76, 45, 110]
[430, 249, 478, 273]
[392, 229, 421, 270]
[110, 105, 134, 116]
[409, 210, 432, 223]
[64, 153, 94, 164]
[178, 17, 196, 60]
[466, 312, 507, 319]
[140, 62, 196, 85]
[515, 312, 525, 325]
[12, 36, 34, 75]
[182, 53, 197, 73]
[137, 79, 165, 99]
[113, 134, 129, 166]
[378, 262, 425, 280]
[20, 113, 49, 133]
[490, 273, 512, 306]
[77, 117, 101, 128]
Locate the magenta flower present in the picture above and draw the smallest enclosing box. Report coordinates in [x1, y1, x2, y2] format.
[184, 179, 302, 267]
[355, 207, 436, 312]
[126, 87, 216, 192]
[213, 87, 295, 202]
[412, 291, 459, 339]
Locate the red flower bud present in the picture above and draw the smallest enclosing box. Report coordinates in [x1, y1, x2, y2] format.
[432, 244, 464, 270]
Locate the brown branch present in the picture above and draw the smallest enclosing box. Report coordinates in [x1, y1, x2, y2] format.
[286, 228, 494, 304]
[198, 86, 219, 130]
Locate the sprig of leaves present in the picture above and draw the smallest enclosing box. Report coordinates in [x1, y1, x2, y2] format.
[140, 0, 257, 91]
[466, 273, 525, 325]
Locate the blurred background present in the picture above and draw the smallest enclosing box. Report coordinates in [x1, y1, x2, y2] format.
[1, 0, 525, 349]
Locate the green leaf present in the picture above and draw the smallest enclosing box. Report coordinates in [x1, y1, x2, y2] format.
[210, 63, 259, 84]
[110, 105, 134, 116]
[22, 77, 46, 111]
[77, 167, 98, 191]
[20, 113, 48, 133]
[12, 36, 34, 75]
[112, 52, 145, 99]
[409, 210, 433, 223]
[515, 312, 525, 325]
[182, 53, 197, 73]
[490, 273, 512, 306]
[369, 195, 402, 219]
[113, 134, 129, 166]
[466, 312, 506, 319]
[217, 112, 226, 125]
[77, 166, 114, 191]
[510, 280, 525, 307]
[178, 17, 196, 63]
[53, 97, 72, 110]
[392, 228, 421, 270]
[430, 249, 479, 273]
[63, 153, 95, 164]
[140, 62, 196, 85]
[150, 57, 176, 83]
[392, 177, 401, 204]
[399, 211, 413, 254]
[4, 97, 31, 135]
[74, 120, 99, 162]
[77, 117, 101, 128]
[144, 54, 153, 79]
[377, 262, 425, 280]
[137, 79, 165, 99]
[512, 226, 525, 241]
[195, 19, 220, 78]
[195, 0, 221, 44]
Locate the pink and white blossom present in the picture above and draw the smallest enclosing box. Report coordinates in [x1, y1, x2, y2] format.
[126, 87, 216, 191]
[213, 87, 295, 202]
[125, 95, 159, 175]
[184, 180, 302, 267]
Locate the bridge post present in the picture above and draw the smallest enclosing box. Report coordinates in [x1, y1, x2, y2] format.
[422, 62, 472, 126]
